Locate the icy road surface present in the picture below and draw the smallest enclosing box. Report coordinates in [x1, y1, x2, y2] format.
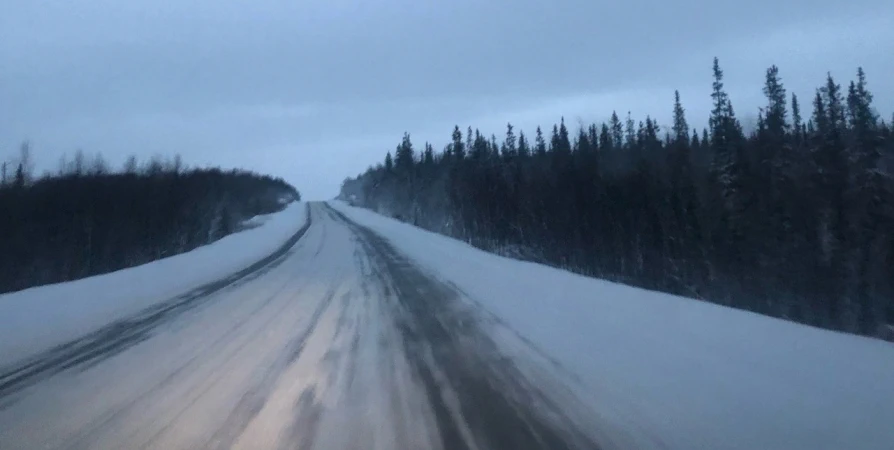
[0, 203, 607, 450]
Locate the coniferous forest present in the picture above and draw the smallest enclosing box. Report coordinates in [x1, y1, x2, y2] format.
[0, 151, 299, 294]
[341, 60, 894, 338]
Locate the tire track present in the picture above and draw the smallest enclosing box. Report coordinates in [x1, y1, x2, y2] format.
[326, 204, 602, 450]
[203, 277, 342, 450]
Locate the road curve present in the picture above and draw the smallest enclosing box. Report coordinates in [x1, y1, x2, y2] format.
[0, 203, 604, 450]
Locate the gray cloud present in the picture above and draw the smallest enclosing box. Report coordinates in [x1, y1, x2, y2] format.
[2, 0, 892, 198]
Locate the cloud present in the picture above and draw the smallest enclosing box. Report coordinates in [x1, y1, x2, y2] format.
[1, 0, 892, 198]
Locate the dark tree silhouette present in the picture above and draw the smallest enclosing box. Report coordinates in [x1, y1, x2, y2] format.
[0, 153, 299, 294]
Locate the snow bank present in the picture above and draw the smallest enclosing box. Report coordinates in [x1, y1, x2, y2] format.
[0, 202, 308, 367]
[331, 201, 894, 450]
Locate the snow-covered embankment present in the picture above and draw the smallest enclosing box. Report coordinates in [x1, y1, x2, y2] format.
[0, 202, 307, 367]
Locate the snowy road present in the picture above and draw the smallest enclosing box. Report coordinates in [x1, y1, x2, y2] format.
[0, 203, 604, 450]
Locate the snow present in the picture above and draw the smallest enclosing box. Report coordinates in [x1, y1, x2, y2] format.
[0, 203, 447, 449]
[240, 213, 272, 228]
[330, 201, 894, 450]
[0, 202, 307, 368]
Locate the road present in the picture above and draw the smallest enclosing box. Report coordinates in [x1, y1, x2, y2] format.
[0, 203, 604, 450]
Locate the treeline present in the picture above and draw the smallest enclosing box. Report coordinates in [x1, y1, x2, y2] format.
[0, 148, 299, 294]
[342, 60, 894, 338]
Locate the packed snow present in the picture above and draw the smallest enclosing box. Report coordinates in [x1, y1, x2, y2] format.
[330, 201, 894, 450]
[0, 202, 307, 368]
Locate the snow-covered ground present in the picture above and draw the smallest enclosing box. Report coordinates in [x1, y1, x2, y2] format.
[0, 202, 307, 368]
[331, 201, 894, 450]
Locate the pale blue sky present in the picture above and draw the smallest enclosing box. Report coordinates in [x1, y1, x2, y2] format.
[2, 0, 892, 198]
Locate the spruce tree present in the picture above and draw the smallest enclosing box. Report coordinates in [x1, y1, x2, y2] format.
[672, 90, 689, 142]
[384, 152, 394, 172]
[502, 123, 517, 159]
[518, 130, 530, 158]
[763, 65, 788, 137]
[610, 112, 623, 149]
[847, 68, 880, 159]
[550, 124, 560, 153]
[845, 68, 884, 334]
[760, 65, 789, 177]
[792, 93, 803, 146]
[466, 126, 474, 154]
[710, 57, 730, 143]
[625, 112, 636, 149]
[559, 118, 571, 154]
[576, 127, 590, 156]
[452, 126, 466, 160]
[535, 126, 547, 156]
[709, 58, 751, 274]
[423, 142, 435, 165]
[396, 132, 415, 172]
[812, 79, 849, 328]
[599, 123, 612, 153]
[471, 129, 489, 160]
[588, 124, 599, 155]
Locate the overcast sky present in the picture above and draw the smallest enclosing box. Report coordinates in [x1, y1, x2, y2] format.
[2, 0, 892, 199]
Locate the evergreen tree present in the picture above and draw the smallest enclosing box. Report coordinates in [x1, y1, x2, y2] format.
[708, 57, 752, 279]
[763, 66, 788, 136]
[517, 130, 530, 158]
[535, 126, 547, 156]
[599, 124, 612, 153]
[710, 57, 730, 140]
[452, 126, 466, 160]
[396, 132, 415, 171]
[625, 112, 636, 149]
[575, 127, 590, 156]
[811, 76, 850, 328]
[845, 68, 885, 333]
[490, 134, 500, 159]
[466, 126, 474, 154]
[469, 129, 487, 160]
[558, 118, 571, 154]
[423, 142, 435, 165]
[384, 152, 394, 172]
[792, 93, 803, 146]
[672, 90, 689, 142]
[759, 65, 789, 181]
[588, 124, 600, 156]
[502, 123, 517, 160]
[610, 112, 624, 150]
[847, 68, 880, 160]
[758, 65, 794, 290]
[550, 124, 561, 153]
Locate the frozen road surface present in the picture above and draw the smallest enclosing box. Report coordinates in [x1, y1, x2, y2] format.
[0, 203, 606, 450]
